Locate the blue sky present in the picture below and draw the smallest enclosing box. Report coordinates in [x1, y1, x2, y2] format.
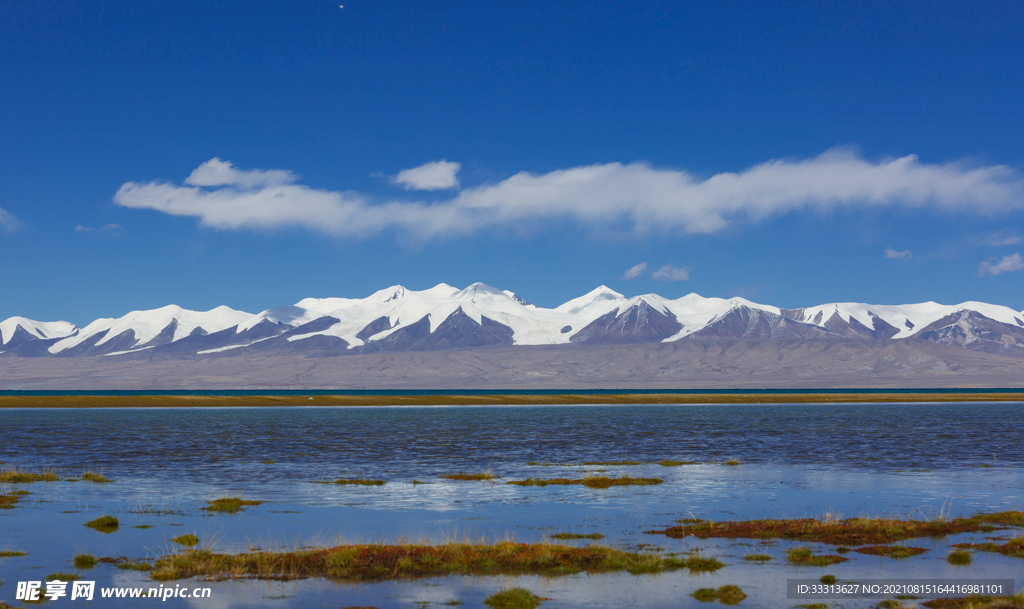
[3, 0, 1024, 325]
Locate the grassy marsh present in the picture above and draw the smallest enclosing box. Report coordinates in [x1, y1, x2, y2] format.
[508, 477, 662, 489]
[317, 479, 386, 486]
[442, 473, 496, 481]
[0, 494, 22, 509]
[692, 585, 747, 605]
[0, 469, 59, 483]
[81, 472, 113, 483]
[0, 550, 27, 557]
[84, 515, 119, 533]
[203, 497, 263, 514]
[953, 537, 1024, 558]
[786, 547, 848, 567]
[854, 545, 928, 559]
[73, 554, 97, 568]
[484, 588, 544, 609]
[550, 533, 604, 540]
[171, 534, 200, 547]
[947, 549, 973, 565]
[645, 513, 1022, 545]
[117, 561, 154, 571]
[148, 541, 722, 582]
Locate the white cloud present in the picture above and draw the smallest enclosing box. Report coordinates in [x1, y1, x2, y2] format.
[392, 160, 461, 191]
[0, 207, 21, 232]
[652, 264, 690, 281]
[984, 233, 1021, 247]
[978, 253, 1024, 276]
[185, 158, 295, 189]
[114, 150, 1024, 241]
[622, 262, 647, 279]
[884, 247, 912, 259]
[76, 223, 124, 233]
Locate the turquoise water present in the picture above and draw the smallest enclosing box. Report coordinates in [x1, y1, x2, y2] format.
[1, 402, 1021, 608]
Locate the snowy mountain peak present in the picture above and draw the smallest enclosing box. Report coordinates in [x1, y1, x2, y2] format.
[555, 285, 626, 315]
[503, 290, 535, 307]
[458, 282, 507, 299]
[47, 304, 253, 354]
[0, 317, 79, 346]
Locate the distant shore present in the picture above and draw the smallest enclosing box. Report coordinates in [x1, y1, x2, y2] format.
[2, 392, 1023, 408]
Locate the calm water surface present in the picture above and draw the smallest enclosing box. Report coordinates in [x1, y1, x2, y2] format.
[1, 402, 1021, 608]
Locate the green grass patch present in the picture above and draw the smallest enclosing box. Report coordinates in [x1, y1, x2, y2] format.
[149, 541, 721, 582]
[854, 545, 927, 559]
[81, 472, 113, 483]
[171, 534, 200, 547]
[84, 515, 119, 533]
[786, 547, 848, 567]
[953, 537, 1024, 559]
[316, 479, 386, 486]
[659, 460, 700, 466]
[967, 511, 1024, 527]
[646, 513, 1011, 545]
[0, 550, 27, 557]
[820, 575, 836, 585]
[74, 554, 97, 569]
[550, 533, 604, 540]
[581, 461, 640, 466]
[117, 562, 153, 571]
[684, 554, 726, 572]
[716, 585, 747, 605]
[0, 494, 21, 509]
[508, 477, 662, 489]
[0, 469, 60, 483]
[484, 588, 544, 609]
[692, 585, 746, 604]
[259, 460, 276, 464]
[202, 497, 262, 514]
[947, 549, 972, 565]
[443, 473, 495, 481]
[46, 573, 80, 581]
[743, 554, 771, 562]
[724, 460, 740, 466]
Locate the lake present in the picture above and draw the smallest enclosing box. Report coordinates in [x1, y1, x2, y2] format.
[1, 402, 1021, 608]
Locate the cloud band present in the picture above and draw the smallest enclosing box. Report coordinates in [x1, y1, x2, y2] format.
[114, 151, 1024, 241]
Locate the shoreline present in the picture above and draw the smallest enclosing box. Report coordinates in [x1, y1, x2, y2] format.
[2, 392, 1024, 408]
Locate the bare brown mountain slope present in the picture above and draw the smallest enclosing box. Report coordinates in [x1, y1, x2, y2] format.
[1, 338, 1022, 390]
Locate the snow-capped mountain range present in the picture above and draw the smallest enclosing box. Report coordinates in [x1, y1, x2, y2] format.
[3, 283, 1024, 358]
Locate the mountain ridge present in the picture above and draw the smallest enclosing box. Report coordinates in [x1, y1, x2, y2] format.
[3, 283, 1024, 359]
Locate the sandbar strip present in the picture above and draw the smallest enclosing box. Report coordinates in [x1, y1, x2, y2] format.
[1, 392, 1023, 408]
